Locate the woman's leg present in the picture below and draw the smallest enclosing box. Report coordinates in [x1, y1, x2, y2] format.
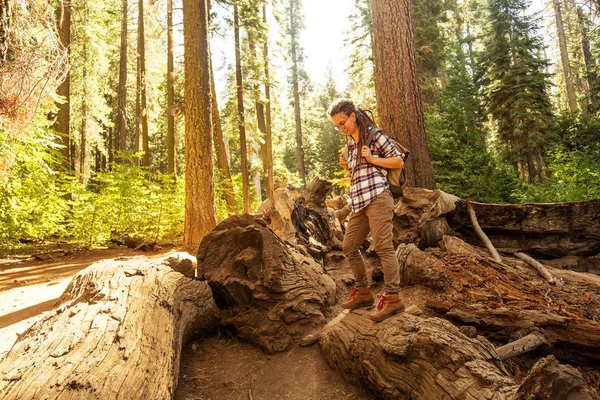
[365, 190, 400, 293]
[342, 210, 371, 287]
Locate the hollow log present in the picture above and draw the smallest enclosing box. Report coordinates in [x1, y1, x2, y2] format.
[0, 256, 219, 399]
[447, 199, 600, 258]
[319, 310, 519, 399]
[196, 214, 337, 354]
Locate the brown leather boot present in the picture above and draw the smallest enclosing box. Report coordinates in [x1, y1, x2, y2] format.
[370, 293, 405, 322]
[341, 286, 374, 310]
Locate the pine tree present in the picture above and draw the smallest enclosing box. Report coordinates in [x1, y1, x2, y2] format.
[183, 0, 216, 250]
[371, 0, 436, 189]
[481, 0, 553, 183]
[55, 0, 72, 170]
[283, 0, 307, 187]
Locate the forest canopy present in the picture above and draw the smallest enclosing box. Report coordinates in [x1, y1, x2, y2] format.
[1, 0, 599, 249]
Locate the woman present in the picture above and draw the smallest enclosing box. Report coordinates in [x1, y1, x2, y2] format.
[328, 98, 405, 322]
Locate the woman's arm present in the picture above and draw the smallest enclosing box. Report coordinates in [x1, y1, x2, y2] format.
[361, 146, 404, 169]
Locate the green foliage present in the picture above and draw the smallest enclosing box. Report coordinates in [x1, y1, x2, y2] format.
[480, 0, 554, 183]
[516, 112, 600, 202]
[425, 106, 519, 203]
[1, 120, 184, 246]
[516, 145, 600, 203]
[69, 166, 184, 245]
[0, 124, 70, 243]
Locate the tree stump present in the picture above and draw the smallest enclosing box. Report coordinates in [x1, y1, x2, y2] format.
[319, 310, 518, 399]
[0, 256, 219, 399]
[196, 214, 337, 354]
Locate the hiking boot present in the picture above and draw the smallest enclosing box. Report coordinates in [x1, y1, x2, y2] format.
[370, 293, 405, 322]
[341, 286, 374, 310]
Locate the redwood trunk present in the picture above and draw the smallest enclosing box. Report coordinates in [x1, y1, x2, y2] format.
[371, 0, 435, 189]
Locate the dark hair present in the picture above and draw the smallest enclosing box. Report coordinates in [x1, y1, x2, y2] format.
[327, 98, 377, 151]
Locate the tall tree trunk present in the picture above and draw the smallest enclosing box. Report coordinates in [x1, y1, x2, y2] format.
[116, 0, 128, 160]
[209, 48, 238, 216]
[249, 36, 264, 203]
[553, 0, 578, 113]
[371, 0, 435, 189]
[234, 2, 251, 213]
[80, 39, 89, 186]
[138, 0, 150, 166]
[55, 0, 71, 171]
[0, 0, 9, 64]
[167, 0, 176, 174]
[289, 0, 306, 187]
[263, 4, 274, 200]
[183, 0, 216, 251]
[577, 6, 596, 106]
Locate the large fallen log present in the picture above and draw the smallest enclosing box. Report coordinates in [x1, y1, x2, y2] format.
[447, 199, 600, 258]
[0, 255, 219, 399]
[401, 238, 600, 365]
[319, 310, 519, 399]
[196, 213, 337, 354]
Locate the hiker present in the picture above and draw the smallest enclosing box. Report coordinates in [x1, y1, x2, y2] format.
[328, 97, 405, 322]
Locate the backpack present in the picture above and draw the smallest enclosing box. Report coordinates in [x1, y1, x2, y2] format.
[342, 126, 410, 198]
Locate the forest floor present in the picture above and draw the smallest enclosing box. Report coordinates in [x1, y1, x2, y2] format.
[0, 244, 376, 400]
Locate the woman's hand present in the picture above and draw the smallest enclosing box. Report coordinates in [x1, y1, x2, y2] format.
[339, 153, 348, 171]
[361, 146, 373, 163]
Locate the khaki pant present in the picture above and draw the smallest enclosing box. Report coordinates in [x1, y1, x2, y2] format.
[342, 189, 400, 293]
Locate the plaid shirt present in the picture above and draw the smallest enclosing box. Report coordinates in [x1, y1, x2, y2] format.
[347, 129, 402, 212]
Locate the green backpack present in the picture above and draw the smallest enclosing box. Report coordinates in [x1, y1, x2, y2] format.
[342, 126, 410, 198]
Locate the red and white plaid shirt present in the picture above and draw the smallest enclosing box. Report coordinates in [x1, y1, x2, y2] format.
[347, 129, 402, 212]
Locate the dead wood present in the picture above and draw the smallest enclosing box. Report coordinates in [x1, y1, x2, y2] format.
[514, 252, 556, 284]
[196, 214, 337, 354]
[495, 332, 548, 360]
[447, 199, 600, 258]
[392, 188, 459, 248]
[514, 356, 594, 400]
[403, 237, 600, 365]
[319, 310, 519, 399]
[466, 201, 503, 263]
[0, 255, 219, 399]
[255, 188, 298, 242]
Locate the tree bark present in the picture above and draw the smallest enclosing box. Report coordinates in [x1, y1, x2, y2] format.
[371, 0, 435, 189]
[0, 256, 219, 399]
[167, 0, 176, 174]
[55, 0, 71, 171]
[138, 0, 150, 166]
[0, 0, 9, 64]
[289, 0, 306, 187]
[447, 199, 600, 258]
[320, 311, 519, 399]
[116, 0, 128, 159]
[196, 214, 336, 354]
[553, 0, 578, 113]
[234, 2, 251, 213]
[209, 45, 237, 215]
[183, 0, 216, 251]
[263, 4, 274, 200]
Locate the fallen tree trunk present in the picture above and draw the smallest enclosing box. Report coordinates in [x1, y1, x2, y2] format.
[447, 199, 600, 258]
[319, 310, 519, 399]
[0, 255, 219, 399]
[400, 239, 600, 365]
